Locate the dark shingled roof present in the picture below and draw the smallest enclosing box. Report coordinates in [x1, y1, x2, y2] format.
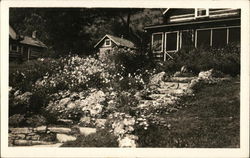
[94, 34, 136, 49]
[107, 34, 136, 48]
[9, 25, 47, 48]
[20, 36, 47, 48]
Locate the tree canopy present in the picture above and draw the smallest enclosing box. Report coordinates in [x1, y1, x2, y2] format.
[10, 8, 164, 57]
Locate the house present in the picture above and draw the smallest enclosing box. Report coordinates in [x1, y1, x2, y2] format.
[144, 8, 241, 61]
[9, 26, 47, 61]
[94, 34, 136, 58]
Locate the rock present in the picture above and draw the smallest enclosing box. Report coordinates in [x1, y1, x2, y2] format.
[31, 141, 54, 145]
[48, 127, 71, 134]
[79, 116, 91, 125]
[34, 126, 47, 133]
[14, 140, 32, 146]
[118, 135, 138, 148]
[95, 119, 107, 128]
[8, 136, 14, 146]
[28, 143, 62, 147]
[9, 128, 32, 134]
[189, 78, 200, 89]
[79, 91, 106, 117]
[58, 119, 74, 125]
[58, 97, 71, 107]
[168, 77, 196, 83]
[173, 71, 181, 77]
[56, 134, 76, 143]
[78, 127, 96, 136]
[12, 134, 26, 139]
[181, 66, 188, 73]
[134, 91, 143, 100]
[26, 134, 40, 141]
[27, 132, 36, 136]
[149, 72, 166, 85]
[67, 102, 77, 108]
[198, 69, 213, 80]
[16, 92, 32, 102]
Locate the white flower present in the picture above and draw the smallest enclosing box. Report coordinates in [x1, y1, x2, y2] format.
[118, 136, 137, 148]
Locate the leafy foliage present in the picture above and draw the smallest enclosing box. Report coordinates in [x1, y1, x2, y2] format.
[158, 44, 240, 76]
[10, 8, 164, 56]
[61, 129, 119, 147]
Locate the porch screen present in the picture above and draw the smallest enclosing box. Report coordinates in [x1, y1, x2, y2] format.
[212, 28, 227, 48]
[152, 33, 163, 52]
[196, 29, 211, 48]
[181, 30, 193, 49]
[165, 32, 178, 51]
[229, 27, 240, 44]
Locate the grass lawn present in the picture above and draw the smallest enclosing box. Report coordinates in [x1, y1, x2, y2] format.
[137, 79, 240, 148]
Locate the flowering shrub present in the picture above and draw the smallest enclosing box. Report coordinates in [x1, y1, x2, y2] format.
[9, 49, 158, 131]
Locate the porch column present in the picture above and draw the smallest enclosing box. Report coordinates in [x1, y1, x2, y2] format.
[28, 47, 30, 61]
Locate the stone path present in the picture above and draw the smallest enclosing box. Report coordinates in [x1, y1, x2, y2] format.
[138, 77, 195, 109]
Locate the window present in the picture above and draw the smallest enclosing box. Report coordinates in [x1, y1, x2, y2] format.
[195, 8, 209, 17]
[165, 32, 178, 51]
[196, 26, 241, 48]
[10, 44, 18, 52]
[212, 28, 227, 48]
[196, 29, 211, 47]
[180, 30, 194, 49]
[152, 33, 163, 52]
[105, 39, 111, 46]
[228, 27, 240, 44]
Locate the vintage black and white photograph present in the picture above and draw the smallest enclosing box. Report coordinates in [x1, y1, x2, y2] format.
[1, 0, 249, 157]
[8, 7, 241, 147]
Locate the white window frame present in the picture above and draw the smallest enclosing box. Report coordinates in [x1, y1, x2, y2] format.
[180, 30, 194, 49]
[151, 32, 164, 53]
[195, 8, 209, 18]
[104, 39, 111, 47]
[195, 26, 240, 48]
[164, 31, 179, 53]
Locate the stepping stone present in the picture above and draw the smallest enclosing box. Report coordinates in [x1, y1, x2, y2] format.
[13, 140, 54, 146]
[48, 127, 71, 134]
[78, 127, 96, 136]
[167, 77, 196, 83]
[27, 143, 63, 147]
[9, 128, 32, 134]
[148, 94, 169, 100]
[56, 134, 76, 143]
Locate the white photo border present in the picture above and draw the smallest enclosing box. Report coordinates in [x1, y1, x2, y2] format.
[1, 0, 249, 157]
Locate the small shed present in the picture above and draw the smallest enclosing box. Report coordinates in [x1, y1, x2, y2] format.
[94, 34, 136, 58]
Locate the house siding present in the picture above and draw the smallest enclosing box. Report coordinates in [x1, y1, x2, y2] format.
[165, 9, 240, 24]
[146, 8, 241, 61]
[98, 37, 116, 59]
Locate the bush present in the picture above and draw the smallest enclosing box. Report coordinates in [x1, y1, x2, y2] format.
[9, 58, 60, 92]
[9, 114, 26, 127]
[158, 44, 240, 76]
[61, 129, 119, 147]
[110, 48, 155, 75]
[25, 115, 47, 127]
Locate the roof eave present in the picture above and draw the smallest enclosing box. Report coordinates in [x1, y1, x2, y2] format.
[162, 8, 170, 15]
[144, 17, 241, 30]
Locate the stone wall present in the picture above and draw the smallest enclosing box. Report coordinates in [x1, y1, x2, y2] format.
[9, 126, 97, 146]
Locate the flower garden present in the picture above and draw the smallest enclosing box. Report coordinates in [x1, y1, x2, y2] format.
[9, 46, 240, 147]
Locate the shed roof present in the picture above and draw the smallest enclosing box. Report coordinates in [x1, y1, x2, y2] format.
[94, 34, 136, 49]
[9, 25, 47, 48]
[20, 36, 47, 48]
